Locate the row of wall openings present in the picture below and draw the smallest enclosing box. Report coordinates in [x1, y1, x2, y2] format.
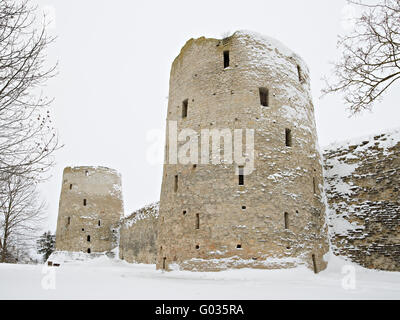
[182, 99, 188, 118]
[223, 50, 230, 68]
[238, 166, 244, 186]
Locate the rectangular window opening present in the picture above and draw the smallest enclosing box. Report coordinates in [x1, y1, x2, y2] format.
[98, 220, 101, 226]
[297, 65, 303, 82]
[285, 128, 292, 147]
[259, 87, 269, 107]
[174, 175, 178, 192]
[312, 254, 318, 274]
[87, 235, 91, 242]
[195, 214, 200, 230]
[238, 166, 244, 186]
[313, 177, 318, 194]
[182, 99, 188, 118]
[284, 212, 289, 229]
[83, 199, 87, 206]
[69, 184, 72, 190]
[223, 50, 230, 68]
[67, 217, 70, 226]
[162, 257, 166, 270]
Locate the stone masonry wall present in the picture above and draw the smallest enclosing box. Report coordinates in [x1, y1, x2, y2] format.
[157, 31, 329, 272]
[55, 166, 124, 253]
[119, 202, 159, 264]
[324, 128, 400, 271]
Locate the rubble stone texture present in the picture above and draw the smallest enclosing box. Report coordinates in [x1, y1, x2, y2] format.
[156, 31, 329, 272]
[119, 202, 159, 264]
[324, 128, 400, 271]
[55, 166, 123, 253]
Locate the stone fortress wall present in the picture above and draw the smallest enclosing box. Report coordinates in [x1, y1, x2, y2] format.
[156, 31, 329, 272]
[119, 202, 159, 264]
[55, 166, 124, 253]
[324, 128, 400, 271]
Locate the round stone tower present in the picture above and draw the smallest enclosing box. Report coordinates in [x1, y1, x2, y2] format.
[156, 31, 329, 272]
[55, 166, 123, 253]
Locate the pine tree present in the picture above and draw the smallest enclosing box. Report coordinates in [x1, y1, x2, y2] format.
[37, 231, 55, 262]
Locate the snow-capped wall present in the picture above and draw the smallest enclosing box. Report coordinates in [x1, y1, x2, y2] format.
[119, 202, 159, 264]
[323, 128, 400, 271]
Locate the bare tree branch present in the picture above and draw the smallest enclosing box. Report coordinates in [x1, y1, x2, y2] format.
[322, 0, 400, 114]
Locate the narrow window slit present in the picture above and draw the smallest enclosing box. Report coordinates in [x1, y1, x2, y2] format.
[182, 99, 188, 118]
[223, 50, 230, 68]
[238, 166, 244, 186]
[285, 128, 292, 147]
[259, 87, 269, 107]
[174, 175, 178, 192]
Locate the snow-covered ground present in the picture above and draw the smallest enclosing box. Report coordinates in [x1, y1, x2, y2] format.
[0, 253, 399, 299]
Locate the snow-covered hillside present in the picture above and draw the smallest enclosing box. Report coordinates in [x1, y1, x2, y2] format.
[0, 253, 399, 299]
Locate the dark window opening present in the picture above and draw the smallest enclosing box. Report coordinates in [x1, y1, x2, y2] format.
[284, 212, 289, 229]
[297, 65, 303, 82]
[242, 206, 246, 210]
[182, 99, 188, 118]
[259, 87, 269, 107]
[69, 184, 72, 190]
[313, 177, 318, 194]
[82, 228, 84, 231]
[312, 254, 318, 274]
[285, 128, 292, 147]
[162, 257, 166, 270]
[98, 220, 101, 226]
[67, 217, 70, 226]
[223, 50, 230, 68]
[195, 245, 200, 250]
[83, 199, 87, 206]
[183, 210, 187, 215]
[237, 244, 242, 249]
[87, 248, 91, 253]
[87, 235, 91, 242]
[238, 166, 244, 186]
[174, 175, 178, 192]
[195, 214, 200, 230]
[193, 164, 197, 169]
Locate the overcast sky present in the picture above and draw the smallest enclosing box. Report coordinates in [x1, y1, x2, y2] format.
[33, 0, 400, 231]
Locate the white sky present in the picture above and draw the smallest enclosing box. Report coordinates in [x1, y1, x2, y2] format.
[33, 0, 400, 231]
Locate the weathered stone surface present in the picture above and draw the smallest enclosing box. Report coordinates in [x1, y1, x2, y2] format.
[156, 31, 329, 272]
[55, 166, 124, 253]
[324, 128, 400, 271]
[119, 202, 159, 264]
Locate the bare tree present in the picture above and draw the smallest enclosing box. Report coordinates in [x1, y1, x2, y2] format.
[0, 172, 45, 263]
[0, 0, 60, 178]
[322, 0, 400, 114]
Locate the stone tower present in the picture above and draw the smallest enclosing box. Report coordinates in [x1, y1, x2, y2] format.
[156, 31, 329, 272]
[55, 166, 123, 253]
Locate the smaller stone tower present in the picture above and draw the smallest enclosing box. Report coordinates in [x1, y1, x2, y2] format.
[55, 166, 124, 253]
